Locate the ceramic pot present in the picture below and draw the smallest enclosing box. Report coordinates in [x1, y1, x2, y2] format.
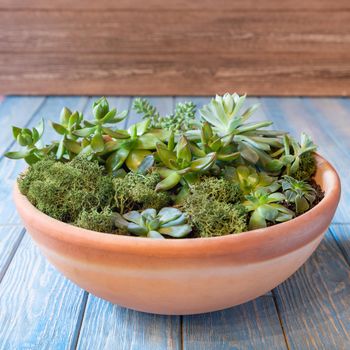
[13, 154, 341, 315]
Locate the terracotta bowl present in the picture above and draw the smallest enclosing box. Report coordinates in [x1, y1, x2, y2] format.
[13, 154, 340, 315]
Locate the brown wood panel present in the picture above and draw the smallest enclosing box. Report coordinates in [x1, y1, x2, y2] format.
[0, 2, 349, 95]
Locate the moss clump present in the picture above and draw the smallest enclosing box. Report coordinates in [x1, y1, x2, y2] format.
[18, 157, 114, 223]
[182, 193, 247, 237]
[293, 152, 316, 181]
[76, 208, 114, 233]
[113, 172, 170, 213]
[190, 177, 243, 203]
[182, 177, 247, 237]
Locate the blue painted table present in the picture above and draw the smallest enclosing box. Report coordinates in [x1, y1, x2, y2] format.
[0, 96, 350, 350]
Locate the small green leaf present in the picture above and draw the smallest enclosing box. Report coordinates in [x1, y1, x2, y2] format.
[12, 126, 22, 139]
[73, 127, 96, 137]
[102, 128, 130, 139]
[137, 155, 155, 174]
[91, 133, 105, 152]
[127, 223, 148, 236]
[176, 136, 192, 163]
[158, 224, 192, 238]
[60, 107, 72, 125]
[63, 139, 82, 154]
[156, 143, 177, 169]
[123, 211, 142, 225]
[4, 150, 29, 159]
[100, 108, 117, 123]
[158, 207, 183, 224]
[155, 172, 182, 191]
[147, 231, 165, 239]
[93, 97, 109, 120]
[51, 122, 67, 135]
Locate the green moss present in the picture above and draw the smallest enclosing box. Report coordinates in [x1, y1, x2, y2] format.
[113, 172, 170, 213]
[181, 176, 247, 237]
[190, 177, 243, 204]
[75, 208, 114, 233]
[182, 193, 247, 237]
[18, 157, 114, 223]
[293, 152, 316, 181]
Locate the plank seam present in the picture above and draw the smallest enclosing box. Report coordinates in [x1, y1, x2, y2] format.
[180, 315, 184, 350]
[0, 227, 25, 284]
[0, 97, 46, 162]
[271, 290, 291, 350]
[70, 291, 89, 350]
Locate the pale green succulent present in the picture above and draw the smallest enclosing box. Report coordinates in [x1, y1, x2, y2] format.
[281, 175, 317, 215]
[114, 207, 192, 238]
[223, 165, 278, 195]
[155, 135, 217, 191]
[199, 93, 285, 172]
[73, 97, 128, 155]
[278, 133, 317, 176]
[5, 119, 46, 165]
[104, 119, 170, 173]
[243, 189, 294, 230]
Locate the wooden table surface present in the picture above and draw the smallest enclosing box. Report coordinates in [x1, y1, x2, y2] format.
[0, 96, 349, 350]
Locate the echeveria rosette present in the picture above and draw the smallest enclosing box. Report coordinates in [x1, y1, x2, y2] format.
[243, 189, 295, 230]
[154, 135, 217, 191]
[281, 175, 317, 215]
[5, 119, 46, 165]
[199, 93, 286, 173]
[114, 207, 192, 239]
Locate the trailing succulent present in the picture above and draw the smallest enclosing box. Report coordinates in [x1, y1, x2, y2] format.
[7, 93, 323, 238]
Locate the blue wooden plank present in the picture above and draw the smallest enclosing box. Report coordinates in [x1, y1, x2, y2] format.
[0, 96, 88, 225]
[330, 224, 350, 266]
[273, 229, 350, 349]
[0, 234, 86, 349]
[76, 295, 181, 350]
[0, 96, 45, 158]
[260, 97, 349, 223]
[0, 226, 24, 283]
[183, 296, 287, 350]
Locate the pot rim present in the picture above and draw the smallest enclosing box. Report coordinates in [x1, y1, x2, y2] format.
[13, 153, 341, 257]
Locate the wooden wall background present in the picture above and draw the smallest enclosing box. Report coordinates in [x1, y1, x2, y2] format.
[0, 0, 349, 96]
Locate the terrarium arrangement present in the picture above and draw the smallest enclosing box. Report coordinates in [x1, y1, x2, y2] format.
[6, 93, 323, 239]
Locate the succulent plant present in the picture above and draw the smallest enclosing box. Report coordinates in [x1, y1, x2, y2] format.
[223, 165, 278, 195]
[199, 93, 285, 172]
[133, 98, 197, 132]
[281, 175, 317, 215]
[279, 133, 317, 178]
[243, 189, 294, 230]
[50, 108, 85, 160]
[189, 122, 240, 162]
[155, 135, 217, 191]
[162, 101, 196, 132]
[114, 207, 192, 238]
[5, 119, 46, 165]
[133, 98, 161, 128]
[104, 119, 170, 172]
[73, 97, 128, 155]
